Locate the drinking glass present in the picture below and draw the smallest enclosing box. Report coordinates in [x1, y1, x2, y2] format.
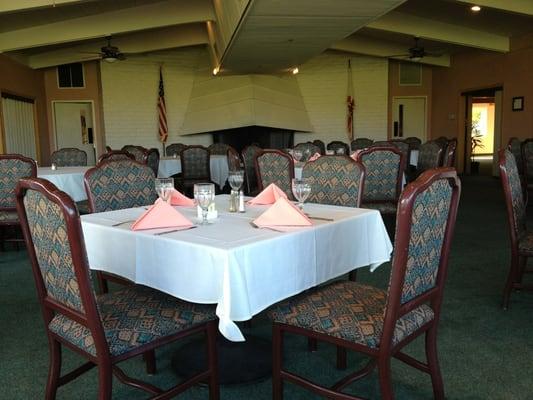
[155, 178, 174, 202]
[293, 149, 303, 162]
[292, 178, 311, 211]
[228, 170, 244, 192]
[194, 183, 215, 225]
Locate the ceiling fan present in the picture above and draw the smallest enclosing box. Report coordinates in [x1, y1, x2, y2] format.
[81, 36, 126, 63]
[387, 37, 443, 61]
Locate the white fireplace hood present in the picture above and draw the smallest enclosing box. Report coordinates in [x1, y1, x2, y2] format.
[180, 71, 312, 134]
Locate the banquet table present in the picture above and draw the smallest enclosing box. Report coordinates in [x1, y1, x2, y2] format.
[80, 195, 392, 342]
[38, 166, 90, 202]
[158, 155, 229, 188]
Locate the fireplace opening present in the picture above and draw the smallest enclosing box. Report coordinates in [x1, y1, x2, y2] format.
[211, 126, 294, 153]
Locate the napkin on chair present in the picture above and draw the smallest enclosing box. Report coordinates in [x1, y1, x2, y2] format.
[350, 150, 361, 161]
[307, 153, 321, 162]
[248, 183, 288, 205]
[169, 189, 195, 206]
[131, 199, 194, 231]
[253, 197, 312, 232]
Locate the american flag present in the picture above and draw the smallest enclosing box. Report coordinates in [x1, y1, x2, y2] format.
[157, 67, 168, 143]
[346, 59, 355, 142]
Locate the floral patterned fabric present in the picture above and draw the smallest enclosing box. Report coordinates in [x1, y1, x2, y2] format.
[268, 281, 434, 348]
[302, 156, 363, 207]
[0, 157, 36, 209]
[351, 138, 373, 151]
[121, 146, 145, 162]
[49, 285, 216, 357]
[50, 148, 87, 167]
[417, 141, 442, 172]
[166, 143, 188, 157]
[398, 178, 452, 304]
[523, 140, 533, 180]
[294, 143, 321, 161]
[502, 150, 527, 239]
[23, 189, 85, 313]
[256, 151, 294, 199]
[181, 147, 210, 180]
[85, 160, 157, 213]
[359, 149, 402, 202]
[242, 145, 262, 194]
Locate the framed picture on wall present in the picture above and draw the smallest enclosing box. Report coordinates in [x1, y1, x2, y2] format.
[512, 96, 524, 111]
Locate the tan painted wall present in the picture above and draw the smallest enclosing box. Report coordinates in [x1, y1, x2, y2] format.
[0, 54, 49, 163]
[43, 61, 105, 160]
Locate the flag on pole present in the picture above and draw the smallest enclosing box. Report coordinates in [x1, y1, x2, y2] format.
[346, 59, 355, 142]
[157, 67, 168, 144]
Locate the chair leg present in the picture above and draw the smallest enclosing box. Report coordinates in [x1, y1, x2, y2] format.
[502, 255, 519, 309]
[96, 271, 109, 294]
[272, 324, 284, 400]
[348, 270, 357, 281]
[377, 356, 394, 400]
[45, 338, 62, 400]
[97, 363, 113, 400]
[336, 345, 347, 370]
[426, 327, 444, 400]
[143, 350, 156, 375]
[206, 322, 220, 400]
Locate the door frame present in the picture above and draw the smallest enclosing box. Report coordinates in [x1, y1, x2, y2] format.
[390, 95, 427, 141]
[52, 99, 97, 153]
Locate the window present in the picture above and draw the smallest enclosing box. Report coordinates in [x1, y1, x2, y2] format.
[57, 63, 84, 88]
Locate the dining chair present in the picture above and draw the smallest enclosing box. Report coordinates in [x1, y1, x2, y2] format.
[97, 150, 134, 164]
[144, 148, 160, 177]
[0, 154, 37, 250]
[15, 177, 219, 400]
[302, 156, 365, 208]
[507, 137, 523, 174]
[242, 145, 262, 195]
[356, 146, 406, 216]
[208, 142, 231, 155]
[227, 146, 242, 172]
[166, 143, 188, 157]
[121, 145, 146, 163]
[434, 136, 449, 157]
[312, 139, 326, 155]
[293, 142, 321, 161]
[268, 167, 461, 400]
[443, 139, 457, 168]
[51, 148, 87, 167]
[417, 141, 444, 175]
[499, 149, 533, 309]
[521, 139, 533, 200]
[179, 145, 213, 196]
[404, 137, 422, 150]
[371, 140, 395, 147]
[326, 141, 350, 155]
[390, 140, 410, 159]
[255, 149, 295, 199]
[350, 138, 373, 151]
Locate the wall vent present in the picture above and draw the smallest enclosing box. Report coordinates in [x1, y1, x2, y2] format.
[399, 63, 422, 86]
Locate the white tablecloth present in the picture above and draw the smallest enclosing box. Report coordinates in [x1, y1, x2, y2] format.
[81, 196, 392, 342]
[158, 155, 229, 188]
[410, 150, 419, 166]
[38, 166, 90, 202]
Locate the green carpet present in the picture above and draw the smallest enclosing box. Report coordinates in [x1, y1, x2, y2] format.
[1, 176, 532, 399]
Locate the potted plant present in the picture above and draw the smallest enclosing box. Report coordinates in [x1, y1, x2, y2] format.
[470, 121, 484, 174]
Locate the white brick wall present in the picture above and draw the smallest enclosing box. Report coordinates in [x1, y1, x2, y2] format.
[101, 47, 388, 149]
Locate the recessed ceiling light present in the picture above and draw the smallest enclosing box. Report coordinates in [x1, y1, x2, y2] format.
[292, 67, 299, 75]
[471, 5, 481, 12]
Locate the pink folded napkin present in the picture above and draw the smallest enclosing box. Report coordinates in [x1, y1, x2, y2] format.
[253, 197, 312, 232]
[131, 199, 193, 231]
[248, 183, 288, 205]
[307, 152, 321, 162]
[350, 150, 361, 161]
[169, 189, 195, 206]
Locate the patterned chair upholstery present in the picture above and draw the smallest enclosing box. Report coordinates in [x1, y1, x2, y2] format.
[227, 146, 242, 172]
[405, 136, 422, 150]
[391, 140, 410, 159]
[177, 146, 214, 195]
[242, 145, 262, 195]
[50, 148, 87, 167]
[97, 150, 134, 164]
[302, 156, 364, 208]
[351, 138, 373, 150]
[166, 143, 188, 157]
[255, 150, 294, 199]
[417, 141, 443, 174]
[268, 168, 461, 400]
[84, 159, 157, 213]
[507, 137, 522, 174]
[499, 149, 533, 309]
[145, 148, 160, 177]
[293, 142, 321, 161]
[312, 139, 326, 155]
[326, 141, 350, 155]
[443, 139, 457, 167]
[356, 146, 406, 215]
[15, 178, 219, 399]
[121, 145, 146, 163]
[208, 142, 231, 155]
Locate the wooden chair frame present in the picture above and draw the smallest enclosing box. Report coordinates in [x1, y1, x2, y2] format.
[16, 178, 219, 400]
[444, 139, 457, 168]
[272, 168, 461, 400]
[97, 150, 134, 164]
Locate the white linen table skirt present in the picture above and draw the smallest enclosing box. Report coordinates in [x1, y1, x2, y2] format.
[158, 155, 229, 188]
[38, 166, 90, 202]
[81, 195, 392, 342]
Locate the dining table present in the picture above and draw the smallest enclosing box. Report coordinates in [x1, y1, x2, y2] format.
[157, 155, 229, 188]
[37, 166, 91, 202]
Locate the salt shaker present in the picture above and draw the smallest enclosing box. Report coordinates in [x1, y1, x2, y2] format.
[238, 190, 245, 213]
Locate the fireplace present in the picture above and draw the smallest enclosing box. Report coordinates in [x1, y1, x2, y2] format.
[211, 126, 294, 153]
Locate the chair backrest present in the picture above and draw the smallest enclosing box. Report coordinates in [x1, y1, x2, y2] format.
[180, 145, 211, 181]
[121, 145, 146, 163]
[499, 149, 527, 251]
[443, 139, 457, 167]
[390, 140, 410, 158]
[521, 139, 533, 180]
[145, 148, 160, 177]
[242, 145, 262, 194]
[16, 178, 108, 358]
[326, 141, 349, 154]
[302, 156, 365, 207]
[166, 143, 188, 157]
[371, 140, 395, 147]
[51, 148, 87, 167]
[227, 146, 242, 172]
[84, 159, 157, 213]
[351, 138, 373, 150]
[356, 146, 406, 203]
[255, 150, 294, 199]
[404, 137, 422, 150]
[208, 142, 231, 155]
[312, 140, 325, 155]
[0, 154, 37, 211]
[293, 142, 321, 161]
[98, 150, 134, 164]
[417, 141, 443, 172]
[381, 168, 460, 348]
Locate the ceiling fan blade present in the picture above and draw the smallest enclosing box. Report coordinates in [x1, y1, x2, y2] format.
[386, 54, 410, 58]
[79, 51, 102, 55]
[117, 53, 126, 60]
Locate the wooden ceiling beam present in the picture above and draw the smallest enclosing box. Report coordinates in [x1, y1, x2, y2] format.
[454, 0, 533, 16]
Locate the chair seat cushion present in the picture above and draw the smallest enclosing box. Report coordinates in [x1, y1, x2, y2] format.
[519, 232, 533, 255]
[0, 210, 18, 224]
[268, 281, 434, 348]
[361, 202, 397, 214]
[49, 285, 216, 357]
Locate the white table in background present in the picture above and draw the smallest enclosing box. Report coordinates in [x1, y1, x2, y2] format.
[81, 195, 392, 342]
[38, 166, 90, 202]
[158, 155, 229, 188]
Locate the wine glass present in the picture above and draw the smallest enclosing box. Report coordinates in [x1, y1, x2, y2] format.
[155, 178, 174, 202]
[292, 178, 311, 211]
[194, 183, 215, 225]
[228, 170, 244, 192]
[293, 149, 303, 163]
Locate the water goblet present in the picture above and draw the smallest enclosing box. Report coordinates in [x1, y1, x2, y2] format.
[155, 178, 174, 202]
[292, 178, 311, 211]
[194, 183, 215, 225]
[228, 170, 244, 212]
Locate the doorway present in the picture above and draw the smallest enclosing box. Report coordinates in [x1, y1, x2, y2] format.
[53, 101, 96, 165]
[391, 96, 427, 141]
[1, 93, 38, 159]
